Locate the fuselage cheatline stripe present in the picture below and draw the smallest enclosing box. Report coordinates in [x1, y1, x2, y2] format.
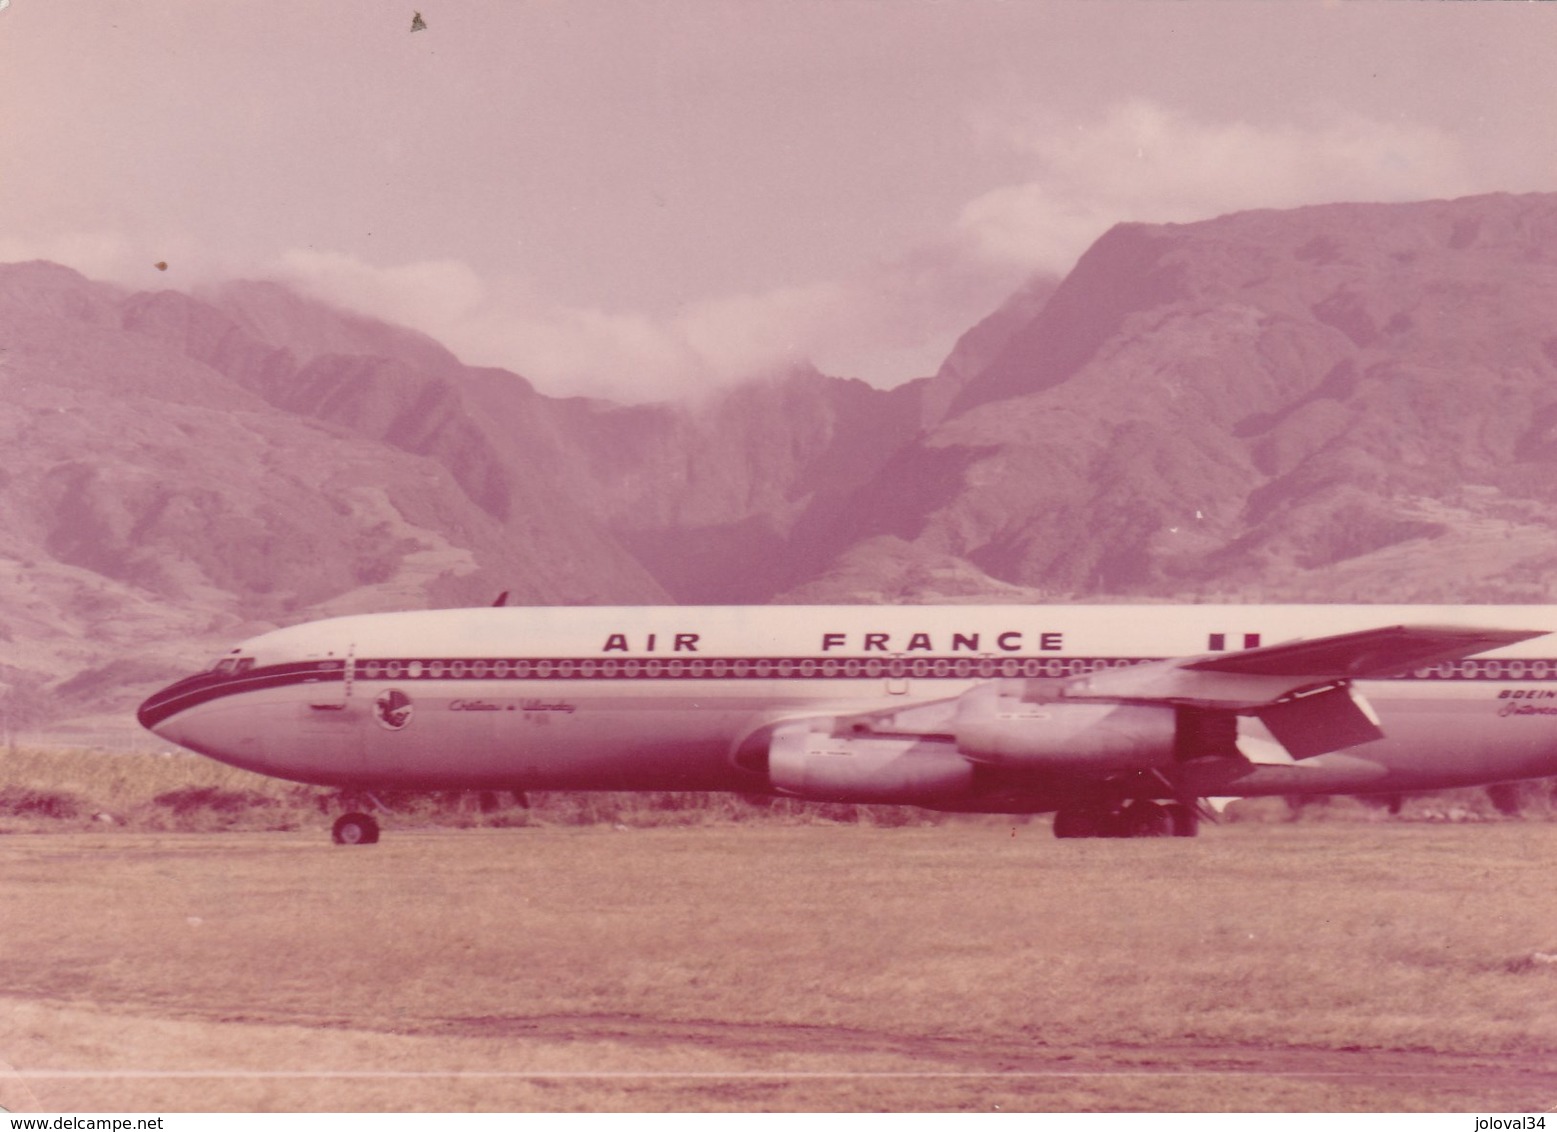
[136, 654, 1557, 731]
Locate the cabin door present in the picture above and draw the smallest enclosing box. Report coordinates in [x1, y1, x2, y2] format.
[300, 645, 363, 765]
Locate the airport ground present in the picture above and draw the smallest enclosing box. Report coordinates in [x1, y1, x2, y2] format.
[3, 813, 1557, 1112]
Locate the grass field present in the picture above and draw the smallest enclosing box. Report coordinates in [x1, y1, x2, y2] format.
[4, 820, 1557, 1112]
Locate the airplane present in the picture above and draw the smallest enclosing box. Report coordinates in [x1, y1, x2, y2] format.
[136, 604, 1557, 844]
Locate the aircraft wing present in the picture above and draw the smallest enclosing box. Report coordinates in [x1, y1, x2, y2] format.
[1066, 623, 1545, 709]
[1064, 623, 1547, 760]
[798, 623, 1548, 765]
[1182, 624, 1543, 679]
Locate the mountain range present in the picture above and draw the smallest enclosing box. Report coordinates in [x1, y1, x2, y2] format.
[4, 191, 1557, 734]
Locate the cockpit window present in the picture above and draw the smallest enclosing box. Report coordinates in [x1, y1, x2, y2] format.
[213, 658, 238, 676]
[234, 658, 255, 675]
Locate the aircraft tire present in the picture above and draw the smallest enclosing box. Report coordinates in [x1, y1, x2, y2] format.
[1164, 802, 1199, 837]
[332, 812, 380, 845]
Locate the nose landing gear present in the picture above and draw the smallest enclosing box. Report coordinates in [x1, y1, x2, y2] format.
[326, 790, 388, 845]
[331, 811, 381, 845]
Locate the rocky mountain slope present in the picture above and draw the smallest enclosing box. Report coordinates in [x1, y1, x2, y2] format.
[4, 191, 1557, 731]
[785, 193, 1557, 603]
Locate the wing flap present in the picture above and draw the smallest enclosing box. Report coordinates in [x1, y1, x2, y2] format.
[1254, 683, 1384, 759]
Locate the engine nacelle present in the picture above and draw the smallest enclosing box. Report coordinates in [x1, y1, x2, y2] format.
[768, 720, 974, 804]
[954, 682, 1176, 772]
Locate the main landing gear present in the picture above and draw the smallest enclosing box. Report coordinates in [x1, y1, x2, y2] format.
[332, 811, 381, 845]
[1052, 800, 1199, 839]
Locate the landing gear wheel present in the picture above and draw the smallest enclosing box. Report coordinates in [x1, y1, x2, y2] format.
[1121, 800, 1172, 838]
[1164, 802, 1200, 838]
[332, 812, 380, 845]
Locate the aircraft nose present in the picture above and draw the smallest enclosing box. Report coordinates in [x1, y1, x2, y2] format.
[137, 671, 214, 734]
[138, 685, 177, 734]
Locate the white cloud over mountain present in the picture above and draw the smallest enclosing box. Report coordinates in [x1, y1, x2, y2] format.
[264, 102, 1479, 401]
[958, 101, 1475, 273]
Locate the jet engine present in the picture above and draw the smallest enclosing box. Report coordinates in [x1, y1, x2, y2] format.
[767, 720, 974, 804]
[954, 681, 1177, 772]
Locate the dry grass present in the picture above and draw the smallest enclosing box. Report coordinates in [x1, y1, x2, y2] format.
[0, 746, 960, 833]
[0, 752, 299, 837]
[3, 822, 1557, 1111]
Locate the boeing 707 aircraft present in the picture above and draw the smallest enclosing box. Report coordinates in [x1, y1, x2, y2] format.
[136, 605, 1557, 843]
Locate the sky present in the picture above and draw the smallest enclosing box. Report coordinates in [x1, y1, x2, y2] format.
[4, 0, 1557, 401]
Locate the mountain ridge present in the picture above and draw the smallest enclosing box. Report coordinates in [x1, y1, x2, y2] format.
[5, 191, 1557, 732]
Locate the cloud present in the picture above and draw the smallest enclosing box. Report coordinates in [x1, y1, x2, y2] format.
[276, 249, 490, 339]
[267, 240, 1029, 402]
[959, 100, 1475, 274]
[676, 248, 1023, 389]
[11, 101, 1479, 404]
[273, 248, 721, 401]
[268, 102, 1477, 401]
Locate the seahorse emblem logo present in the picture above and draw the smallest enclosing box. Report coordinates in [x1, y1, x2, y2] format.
[373, 689, 413, 730]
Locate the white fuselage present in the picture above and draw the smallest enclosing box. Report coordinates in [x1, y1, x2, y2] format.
[138, 604, 1557, 808]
